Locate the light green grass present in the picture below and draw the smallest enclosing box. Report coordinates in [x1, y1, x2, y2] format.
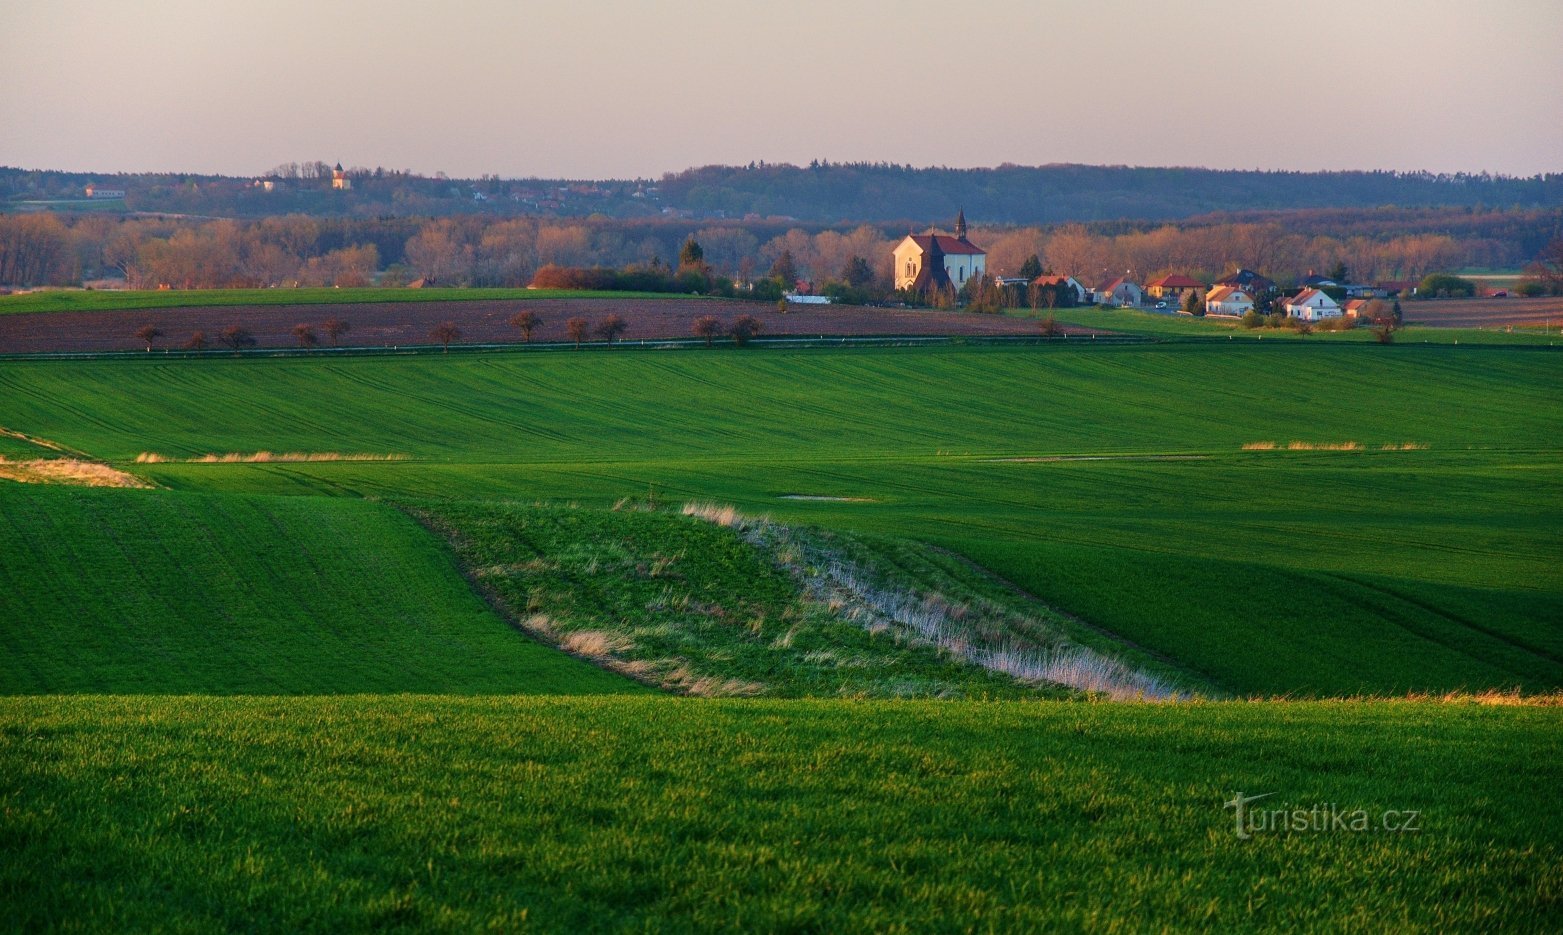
[0, 485, 641, 694]
[0, 287, 684, 315]
[2, 695, 1557, 933]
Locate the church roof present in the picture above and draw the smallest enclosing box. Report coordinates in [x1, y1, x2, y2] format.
[907, 234, 985, 256]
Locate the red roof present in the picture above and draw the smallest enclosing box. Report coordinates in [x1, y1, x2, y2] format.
[908, 234, 986, 256]
[1146, 274, 1203, 289]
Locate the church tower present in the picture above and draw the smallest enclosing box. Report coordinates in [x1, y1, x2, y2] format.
[331, 163, 351, 191]
[954, 208, 968, 242]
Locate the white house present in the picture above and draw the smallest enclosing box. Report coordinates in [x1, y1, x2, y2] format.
[1204, 285, 1254, 317]
[1283, 288, 1343, 321]
[892, 210, 986, 292]
[1095, 276, 1143, 307]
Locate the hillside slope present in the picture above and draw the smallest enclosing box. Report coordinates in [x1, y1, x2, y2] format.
[0, 486, 641, 694]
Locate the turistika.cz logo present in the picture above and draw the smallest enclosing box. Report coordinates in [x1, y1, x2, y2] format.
[1223, 791, 1423, 840]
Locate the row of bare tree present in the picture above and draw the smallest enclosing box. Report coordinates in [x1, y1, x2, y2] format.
[0, 211, 1528, 291]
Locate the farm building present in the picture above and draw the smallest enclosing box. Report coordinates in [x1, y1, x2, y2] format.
[1095, 276, 1144, 306]
[1204, 285, 1255, 317]
[1283, 288, 1343, 321]
[892, 210, 986, 292]
[83, 185, 125, 199]
[1144, 274, 1206, 301]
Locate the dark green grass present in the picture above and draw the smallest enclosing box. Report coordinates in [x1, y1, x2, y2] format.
[1, 696, 1557, 933]
[1, 344, 1558, 695]
[0, 486, 640, 695]
[0, 288, 680, 315]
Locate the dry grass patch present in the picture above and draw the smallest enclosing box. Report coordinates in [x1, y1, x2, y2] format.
[0, 457, 152, 489]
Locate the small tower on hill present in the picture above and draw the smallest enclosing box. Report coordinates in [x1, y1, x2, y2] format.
[332, 163, 351, 191]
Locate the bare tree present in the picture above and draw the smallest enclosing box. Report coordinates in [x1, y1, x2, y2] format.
[509, 310, 540, 343]
[594, 313, 627, 346]
[729, 314, 763, 347]
[566, 316, 589, 349]
[322, 317, 350, 346]
[1039, 314, 1062, 337]
[219, 326, 255, 353]
[430, 321, 462, 353]
[293, 324, 318, 348]
[133, 324, 162, 352]
[184, 330, 207, 351]
[692, 315, 722, 347]
[1366, 299, 1399, 344]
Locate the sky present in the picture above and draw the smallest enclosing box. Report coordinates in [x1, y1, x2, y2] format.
[3, 0, 1561, 180]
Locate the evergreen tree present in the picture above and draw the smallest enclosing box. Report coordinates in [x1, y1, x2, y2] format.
[1018, 254, 1043, 280]
[769, 250, 798, 287]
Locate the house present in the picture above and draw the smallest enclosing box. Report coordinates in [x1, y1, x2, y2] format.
[1204, 285, 1255, 317]
[331, 163, 351, 191]
[1144, 274, 1206, 302]
[1095, 276, 1143, 306]
[892, 210, 986, 292]
[1341, 299, 1372, 319]
[83, 184, 125, 199]
[1214, 268, 1274, 295]
[1300, 273, 1339, 289]
[1283, 288, 1343, 321]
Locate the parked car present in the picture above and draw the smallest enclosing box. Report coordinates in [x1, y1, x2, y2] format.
[1154, 301, 1168, 309]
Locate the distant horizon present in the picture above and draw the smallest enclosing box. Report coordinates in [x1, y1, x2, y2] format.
[7, 159, 1559, 184]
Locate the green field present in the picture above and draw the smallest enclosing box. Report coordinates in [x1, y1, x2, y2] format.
[2, 343, 1557, 695]
[2, 696, 1557, 932]
[2, 337, 1559, 929]
[0, 486, 637, 694]
[0, 287, 678, 315]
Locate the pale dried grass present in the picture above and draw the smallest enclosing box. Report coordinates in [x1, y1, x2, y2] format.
[561, 630, 633, 658]
[0, 457, 153, 489]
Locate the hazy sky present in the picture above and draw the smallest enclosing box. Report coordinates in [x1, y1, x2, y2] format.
[3, 0, 1560, 179]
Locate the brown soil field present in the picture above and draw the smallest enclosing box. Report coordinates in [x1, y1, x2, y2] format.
[0, 298, 1099, 354]
[1399, 296, 1563, 328]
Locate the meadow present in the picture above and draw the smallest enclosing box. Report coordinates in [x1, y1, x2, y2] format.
[2, 696, 1557, 932]
[2, 336, 1559, 930]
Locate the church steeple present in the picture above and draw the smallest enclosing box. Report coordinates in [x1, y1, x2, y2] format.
[954, 208, 968, 242]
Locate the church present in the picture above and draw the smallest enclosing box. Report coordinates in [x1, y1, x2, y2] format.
[892, 211, 986, 293]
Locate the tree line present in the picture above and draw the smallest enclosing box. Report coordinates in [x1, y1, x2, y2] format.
[1, 210, 1557, 293]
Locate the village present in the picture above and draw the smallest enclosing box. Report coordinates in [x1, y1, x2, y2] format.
[892, 212, 1415, 324]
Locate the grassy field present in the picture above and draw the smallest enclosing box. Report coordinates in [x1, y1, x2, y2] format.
[1, 343, 1556, 695]
[2, 696, 1557, 932]
[1050, 305, 1560, 345]
[0, 485, 639, 695]
[0, 287, 679, 315]
[2, 334, 1560, 930]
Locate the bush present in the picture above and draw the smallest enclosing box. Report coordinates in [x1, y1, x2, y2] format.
[1265, 312, 1287, 329]
[1239, 310, 1264, 329]
[1416, 273, 1477, 298]
[1516, 280, 1547, 298]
